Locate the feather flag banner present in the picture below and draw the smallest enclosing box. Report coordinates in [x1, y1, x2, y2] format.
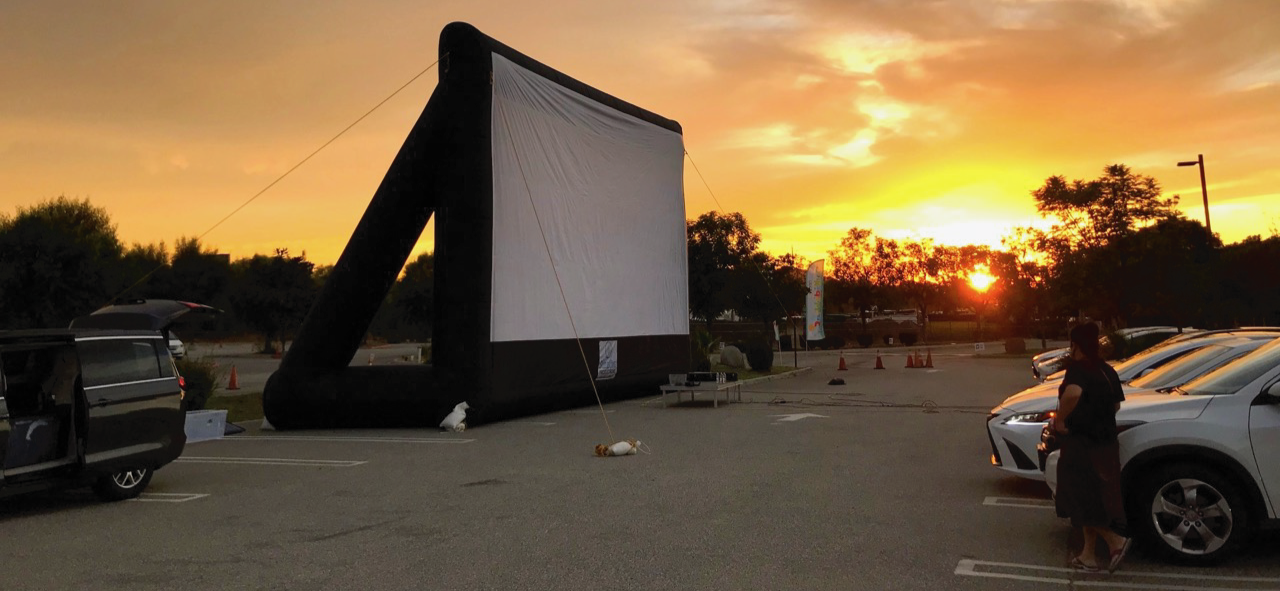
[805, 260, 825, 341]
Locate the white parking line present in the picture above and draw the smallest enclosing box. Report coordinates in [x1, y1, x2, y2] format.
[130, 492, 209, 503]
[176, 456, 366, 467]
[983, 496, 1055, 509]
[223, 435, 474, 444]
[955, 559, 1280, 590]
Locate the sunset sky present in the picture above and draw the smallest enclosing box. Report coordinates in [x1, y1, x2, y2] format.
[3, 0, 1278, 267]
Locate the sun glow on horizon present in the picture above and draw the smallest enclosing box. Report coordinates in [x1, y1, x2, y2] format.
[968, 265, 996, 292]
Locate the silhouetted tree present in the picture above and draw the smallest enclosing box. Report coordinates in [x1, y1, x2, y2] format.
[1125, 217, 1220, 327]
[392, 251, 434, 337]
[686, 211, 761, 327]
[1022, 164, 1183, 325]
[114, 241, 169, 299]
[0, 196, 123, 328]
[1218, 235, 1280, 326]
[827, 227, 875, 325]
[162, 237, 232, 305]
[229, 248, 316, 352]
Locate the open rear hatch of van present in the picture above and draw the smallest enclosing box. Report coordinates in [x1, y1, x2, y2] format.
[69, 299, 222, 334]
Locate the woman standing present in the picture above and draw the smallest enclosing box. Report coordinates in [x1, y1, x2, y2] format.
[1053, 322, 1132, 572]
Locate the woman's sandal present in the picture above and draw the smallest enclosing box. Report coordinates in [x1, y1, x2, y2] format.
[1108, 538, 1133, 573]
[1069, 556, 1100, 573]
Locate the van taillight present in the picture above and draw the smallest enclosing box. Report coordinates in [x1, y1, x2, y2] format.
[179, 376, 186, 389]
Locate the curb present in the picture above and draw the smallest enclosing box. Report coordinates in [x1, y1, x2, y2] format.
[736, 366, 812, 387]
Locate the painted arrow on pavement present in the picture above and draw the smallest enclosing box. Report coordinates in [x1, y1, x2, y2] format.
[770, 413, 828, 423]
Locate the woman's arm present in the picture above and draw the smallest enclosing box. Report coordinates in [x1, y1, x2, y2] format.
[1055, 383, 1082, 434]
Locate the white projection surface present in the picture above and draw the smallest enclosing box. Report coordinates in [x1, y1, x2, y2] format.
[490, 53, 688, 343]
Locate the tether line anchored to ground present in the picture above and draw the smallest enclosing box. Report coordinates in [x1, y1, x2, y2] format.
[107, 56, 445, 305]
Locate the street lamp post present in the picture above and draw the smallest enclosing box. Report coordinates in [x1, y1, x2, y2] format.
[1177, 154, 1211, 235]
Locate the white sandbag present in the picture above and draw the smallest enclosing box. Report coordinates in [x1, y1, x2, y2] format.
[595, 439, 644, 457]
[609, 440, 638, 455]
[440, 402, 470, 432]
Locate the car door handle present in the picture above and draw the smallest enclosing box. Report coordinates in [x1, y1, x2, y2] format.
[92, 398, 110, 408]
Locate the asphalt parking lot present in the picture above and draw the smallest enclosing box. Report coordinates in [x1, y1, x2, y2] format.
[2, 349, 1277, 590]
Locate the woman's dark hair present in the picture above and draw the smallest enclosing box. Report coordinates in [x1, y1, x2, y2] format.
[1070, 322, 1102, 361]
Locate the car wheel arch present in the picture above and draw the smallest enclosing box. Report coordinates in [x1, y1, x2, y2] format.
[1123, 445, 1268, 522]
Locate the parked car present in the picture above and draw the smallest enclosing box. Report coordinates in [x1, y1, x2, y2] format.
[989, 331, 1280, 480]
[168, 332, 186, 360]
[0, 329, 186, 500]
[1032, 326, 1188, 381]
[1040, 338, 1280, 563]
[1031, 348, 1071, 381]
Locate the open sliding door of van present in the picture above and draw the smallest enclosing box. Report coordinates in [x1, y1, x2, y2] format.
[0, 340, 81, 486]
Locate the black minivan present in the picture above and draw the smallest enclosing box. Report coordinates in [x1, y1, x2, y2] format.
[0, 328, 187, 501]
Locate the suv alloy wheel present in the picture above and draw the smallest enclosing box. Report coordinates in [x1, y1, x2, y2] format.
[1134, 463, 1250, 564]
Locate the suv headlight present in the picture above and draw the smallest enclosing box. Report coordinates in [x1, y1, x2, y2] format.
[1006, 410, 1056, 424]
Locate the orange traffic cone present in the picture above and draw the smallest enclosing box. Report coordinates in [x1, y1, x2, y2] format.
[874, 351, 885, 370]
[838, 351, 848, 371]
[925, 349, 934, 368]
[228, 365, 240, 391]
[906, 351, 915, 368]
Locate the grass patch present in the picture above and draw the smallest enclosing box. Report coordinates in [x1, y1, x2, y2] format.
[711, 364, 800, 381]
[205, 391, 264, 423]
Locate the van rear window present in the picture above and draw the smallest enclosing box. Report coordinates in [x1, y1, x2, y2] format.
[80, 339, 164, 387]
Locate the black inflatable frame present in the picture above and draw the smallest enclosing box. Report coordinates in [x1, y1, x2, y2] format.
[263, 22, 688, 429]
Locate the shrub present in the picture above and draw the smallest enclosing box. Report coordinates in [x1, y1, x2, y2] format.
[689, 328, 719, 372]
[882, 334, 894, 345]
[1004, 337, 1027, 354]
[899, 332, 918, 346]
[856, 333, 874, 348]
[176, 357, 224, 411]
[744, 340, 774, 372]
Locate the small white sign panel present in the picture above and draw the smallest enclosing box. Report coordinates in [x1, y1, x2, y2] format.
[598, 340, 618, 380]
[974, 342, 986, 352]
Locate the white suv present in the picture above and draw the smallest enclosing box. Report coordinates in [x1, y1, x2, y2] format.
[989, 333, 1277, 481]
[1043, 337, 1280, 564]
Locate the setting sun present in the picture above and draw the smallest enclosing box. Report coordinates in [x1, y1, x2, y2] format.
[968, 266, 996, 292]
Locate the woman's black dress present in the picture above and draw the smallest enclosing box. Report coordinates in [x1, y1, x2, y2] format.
[1055, 358, 1127, 533]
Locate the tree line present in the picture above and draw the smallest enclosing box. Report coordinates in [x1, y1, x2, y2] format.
[688, 164, 1280, 340]
[0, 196, 433, 350]
[4, 163, 1278, 348]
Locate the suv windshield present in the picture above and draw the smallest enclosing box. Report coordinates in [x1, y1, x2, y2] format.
[1112, 343, 1202, 379]
[1129, 344, 1232, 389]
[1181, 340, 1280, 396]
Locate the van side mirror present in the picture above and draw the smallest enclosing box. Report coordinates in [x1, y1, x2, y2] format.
[1138, 368, 1155, 378]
